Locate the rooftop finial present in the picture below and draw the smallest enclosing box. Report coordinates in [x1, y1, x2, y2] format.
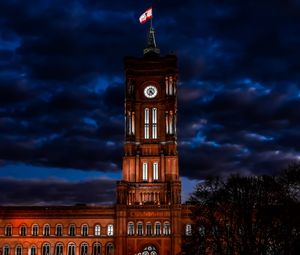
[143, 23, 160, 55]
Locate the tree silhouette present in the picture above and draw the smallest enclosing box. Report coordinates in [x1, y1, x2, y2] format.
[183, 164, 300, 255]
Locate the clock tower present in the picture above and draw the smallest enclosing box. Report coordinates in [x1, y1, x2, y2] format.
[115, 26, 182, 255]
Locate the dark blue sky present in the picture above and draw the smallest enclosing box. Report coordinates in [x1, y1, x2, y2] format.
[0, 0, 300, 205]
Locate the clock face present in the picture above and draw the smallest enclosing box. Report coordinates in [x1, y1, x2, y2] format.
[144, 85, 158, 98]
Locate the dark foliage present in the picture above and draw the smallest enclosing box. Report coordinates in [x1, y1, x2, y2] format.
[183, 164, 300, 255]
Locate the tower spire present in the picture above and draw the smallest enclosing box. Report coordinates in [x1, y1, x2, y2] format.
[143, 21, 160, 55]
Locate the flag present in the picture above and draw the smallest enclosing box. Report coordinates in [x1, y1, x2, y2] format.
[139, 7, 153, 24]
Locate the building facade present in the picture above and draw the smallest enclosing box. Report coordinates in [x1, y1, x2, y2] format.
[0, 27, 192, 255]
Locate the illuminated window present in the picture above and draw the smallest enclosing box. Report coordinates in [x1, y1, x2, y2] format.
[42, 244, 50, 255]
[152, 108, 157, 139]
[163, 222, 171, 235]
[5, 225, 12, 236]
[3, 245, 10, 255]
[69, 224, 76, 236]
[142, 162, 148, 181]
[16, 246, 22, 255]
[154, 222, 161, 236]
[153, 162, 158, 181]
[144, 108, 150, 139]
[55, 244, 63, 255]
[93, 243, 101, 255]
[146, 222, 152, 236]
[56, 224, 62, 236]
[68, 244, 75, 255]
[169, 76, 173, 95]
[82, 224, 88, 236]
[128, 222, 134, 236]
[44, 224, 50, 236]
[20, 225, 27, 236]
[94, 224, 101, 236]
[80, 244, 88, 255]
[107, 224, 113, 236]
[132, 112, 135, 135]
[32, 224, 38, 236]
[185, 224, 192, 236]
[169, 111, 173, 134]
[30, 246, 36, 255]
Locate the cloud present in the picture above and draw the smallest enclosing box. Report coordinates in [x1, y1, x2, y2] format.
[0, 0, 300, 204]
[0, 177, 116, 205]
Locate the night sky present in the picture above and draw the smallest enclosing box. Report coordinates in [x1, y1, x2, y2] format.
[0, 0, 300, 205]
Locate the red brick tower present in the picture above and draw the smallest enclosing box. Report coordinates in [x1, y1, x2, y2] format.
[116, 26, 182, 255]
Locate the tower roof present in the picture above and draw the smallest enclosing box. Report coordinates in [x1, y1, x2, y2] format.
[143, 26, 160, 56]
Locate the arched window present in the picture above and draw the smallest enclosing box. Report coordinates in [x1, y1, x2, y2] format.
[3, 245, 10, 255]
[152, 108, 157, 139]
[80, 243, 88, 255]
[5, 225, 12, 236]
[169, 76, 173, 95]
[15, 246, 22, 255]
[165, 76, 169, 95]
[56, 224, 62, 236]
[132, 112, 135, 135]
[29, 246, 36, 255]
[153, 162, 158, 181]
[106, 243, 114, 255]
[82, 224, 88, 236]
[163, 222, 171, 235]
[142, 162, 148, 181]
[42, 244, 50, 255]
[128, 222, 134, 236]
[94, 224, 101, 236]
[20, 225, 27, 236]
[32, 224, 39, 236]
[185, 224, 192, 236]
[146, 222, 152, 236]
[69, 224, 76, 236]
[44, 224, 50, 236]
[169, 111, 173, 134]
[68, 244, 75, 255]
[199, 225, 205, 236]
[93, 243, 101, 255]
[154, 222, 161, 236]
[144, 108, 150, 139]
[107, 224, 113, 236]
[137, 222, 143, 236]
[127, 111, 132, 135]
[55, 243, 63, 255]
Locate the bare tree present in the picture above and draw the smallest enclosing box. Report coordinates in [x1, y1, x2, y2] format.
[183, 165, 300, 255]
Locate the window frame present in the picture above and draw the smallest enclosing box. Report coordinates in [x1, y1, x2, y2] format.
[15, 246, 22, 255]
[107, 224, 114, 236]
[43, 224, 50, 236]
[20, 225, 27, 236]
[69, 224, 76, 236]
[153, 162, 159, 181]
[56, 224, 63, 236]
[3, 245, 10, 255]
[81, 224, 88, 236]
[94, 224, 101, 236]
[93, 243, 101, 255]
[32, 224, 39, 236]
[5, 225, 12, 236]
[67, 243, 76, 255]
[128, 222, 134, 236]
